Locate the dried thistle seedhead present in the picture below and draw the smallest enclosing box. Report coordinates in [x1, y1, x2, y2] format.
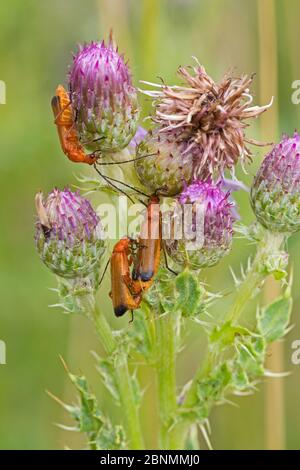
[142, 59, 272, 178]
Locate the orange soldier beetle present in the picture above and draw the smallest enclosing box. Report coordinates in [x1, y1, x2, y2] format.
[51, 85, 98, 165]
[105, 197, 176, 319]
[107, 196, 162, 318]
[51, 85, 153, 203]
[110, 237, 142, 317]
[132, 193, 177, 288]
[52, 85, 156, 168]
[132, 195, 162, 290]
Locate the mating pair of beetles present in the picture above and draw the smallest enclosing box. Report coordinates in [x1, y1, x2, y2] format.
[51, 84, 163, 318]
[110, 195, 161, 317]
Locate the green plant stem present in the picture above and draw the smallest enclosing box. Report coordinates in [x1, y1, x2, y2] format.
[93, 304, 116, 355]
[156, 312, 182, 449]
[226, 230, 283, 324]
[92, 305, 144, 449]
[175, 228, 286, 447]
[115, 353, 145, 450]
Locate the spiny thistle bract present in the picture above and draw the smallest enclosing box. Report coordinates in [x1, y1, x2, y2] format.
[35, 189, 106, 278]
[135, 129, 195, 196]
[143, 60, 272, 179]
[164, 180, 235, 269]
[69, 39, 139, 154]
[251, 132, 300, 233]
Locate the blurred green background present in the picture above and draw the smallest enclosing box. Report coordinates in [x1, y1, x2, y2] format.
[1, 0, 300, 450]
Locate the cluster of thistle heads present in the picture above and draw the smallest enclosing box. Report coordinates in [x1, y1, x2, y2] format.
[35, 36, 300, 282]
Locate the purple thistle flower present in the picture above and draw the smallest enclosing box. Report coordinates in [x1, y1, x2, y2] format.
[69, 38, 139, 154]
[251, 132, 300, 233]
[164, 179, 235, 269]
[35, 189, 106, 278]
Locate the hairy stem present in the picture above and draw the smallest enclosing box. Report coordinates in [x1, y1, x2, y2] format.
[93, 304, 116, 355]
[226, 261, 264, 323]
[226, 230, 285, 324]
[156, 312, 181, 449]
[115, 353, 145, 450]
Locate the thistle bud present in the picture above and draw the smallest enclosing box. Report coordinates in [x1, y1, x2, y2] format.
[69, 40, 139, 154]
[35, 189, 106, 278]
[251, 132, 300, 233]
[135, 130, 194, 197]
[164, 180, 235, 269]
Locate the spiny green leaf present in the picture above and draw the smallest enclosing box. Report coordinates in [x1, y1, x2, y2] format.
[46, 390, 82, 423]
[230, 336, 264, 389]
[59, 360, 128, 450]
[192, 363, 232, 420]
[58, 358, 105, 438]
[258, 292, 292, 342]
[210, 321, 252, 348]
[231, 366, 249, 390]
[131, 371, 143, 408]
[175, 270, 203, 317]
[236, 337, 266, 378]
[67, 372, 104, 435]
[198, 363, 232, 402]
[127, 305, 155, 362]
[94, 356, 120, 405]
[55, 276, 97, 315]
[94, 423, 127, 450]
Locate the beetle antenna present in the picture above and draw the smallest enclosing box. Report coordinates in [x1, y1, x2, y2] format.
[99, 258, 111, 287]
[93, 164, 150, 198]
[93, 165, 136, 204]
[96, 152, 156, 166]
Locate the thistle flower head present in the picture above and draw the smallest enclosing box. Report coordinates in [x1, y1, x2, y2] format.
[179, 179, 235, 248]
[69, 38, 139, 153]
[35, 189, 106, 278]
[143, 60, 272, 179]
[164, 179, 235, 268]
[251, 132, 300, 233]
[135, 129, 195, 196]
